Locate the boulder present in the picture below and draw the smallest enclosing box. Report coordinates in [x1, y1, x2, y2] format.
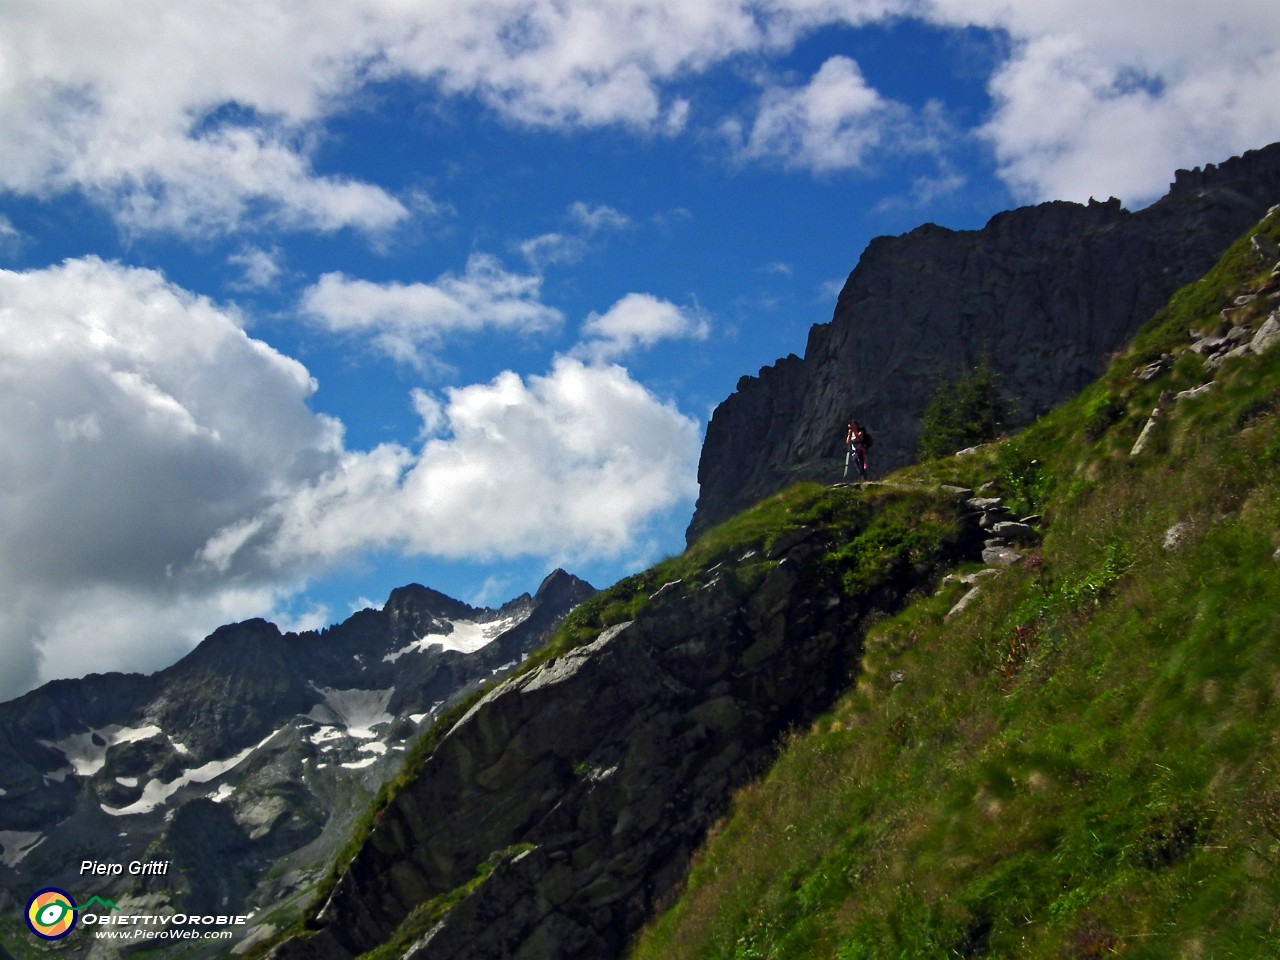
[1163, 522, 1193, 552]
[965, 497, 1005, 511]
[990, 521, 1038, 542]
[1130, 405, 1165, 457]
[982, 545, 1024, 566]
[1175, 382, 1216, 402]
[1250, 314, 1280, 355]
[1204, 344, 1253, 370]
[945, 586, 983, 621]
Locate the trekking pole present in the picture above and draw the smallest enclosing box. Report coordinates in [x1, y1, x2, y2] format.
[843, 443, 852, 479]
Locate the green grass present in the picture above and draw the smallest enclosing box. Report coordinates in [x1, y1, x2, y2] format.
[628, 210, 1280, 959]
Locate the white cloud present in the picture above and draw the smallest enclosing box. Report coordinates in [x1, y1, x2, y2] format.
[575, 292, 711, 361]
[520, 202, 633, 269]
[0, 3, 411, 236]
[0, 257, 344, 700]
[228, 245, 285, 290]
[1, 0, 1275, 231]
[519, 232, 589, 269]
[569, 202, 632, 232]
[734, 56, 903, 171]
[299, 254, 563, 369]
[924, 0, 1280, 203]
[0, 215, 22, 256]
[202, 356, 702, 569]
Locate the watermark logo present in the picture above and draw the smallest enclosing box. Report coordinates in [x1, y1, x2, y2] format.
[23, 890, 118, 940]
[25, 888, 78, 940]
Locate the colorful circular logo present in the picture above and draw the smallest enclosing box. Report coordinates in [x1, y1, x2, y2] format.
[26, 888, 78, 940]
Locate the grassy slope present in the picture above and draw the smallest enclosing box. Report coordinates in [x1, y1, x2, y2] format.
[628, 212, 1280, 959]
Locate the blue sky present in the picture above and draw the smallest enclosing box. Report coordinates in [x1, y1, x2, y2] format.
[1, 0, 1278, 701]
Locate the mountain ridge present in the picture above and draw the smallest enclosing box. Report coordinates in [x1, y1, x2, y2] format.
[0, 569, 595, 957]
[688, 141, 1280, 542]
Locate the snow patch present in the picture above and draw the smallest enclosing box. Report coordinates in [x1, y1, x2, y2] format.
[101, 732, 273, 817]
[358, 741, 388, 756]
[208, 783, 235, 803]
[308, 726, 345, 746]
[305, 687, 394, 739]
[410, 702, 444, 725]
[0, 831, 44, 868]
[341, 756, 377, 770]
[42, 724, 164, 777]
[116, 777, 138, 787]
[383, 613, 526, 662]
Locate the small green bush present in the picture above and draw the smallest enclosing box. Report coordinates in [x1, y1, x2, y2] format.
[917, 354, 1014, 460]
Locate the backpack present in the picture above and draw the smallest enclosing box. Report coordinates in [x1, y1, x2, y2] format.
[861, 428, 874, 449]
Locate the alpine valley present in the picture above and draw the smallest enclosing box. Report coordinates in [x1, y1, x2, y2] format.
[6, 142, 1280, 960]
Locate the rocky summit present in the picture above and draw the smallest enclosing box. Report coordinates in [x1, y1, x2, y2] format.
[688, 142, 1280, 543]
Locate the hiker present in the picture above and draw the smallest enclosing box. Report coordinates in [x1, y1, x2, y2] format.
[844, 419, 873, 479]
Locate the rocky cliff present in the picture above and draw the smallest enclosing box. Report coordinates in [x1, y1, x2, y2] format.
[688, 142, 1280, 542]
[267, 485, 972, 960]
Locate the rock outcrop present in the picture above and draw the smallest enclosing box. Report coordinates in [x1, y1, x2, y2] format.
[689, 143, 1280, 542]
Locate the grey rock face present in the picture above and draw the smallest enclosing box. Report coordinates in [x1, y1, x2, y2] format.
[689, 143, 1280, 542]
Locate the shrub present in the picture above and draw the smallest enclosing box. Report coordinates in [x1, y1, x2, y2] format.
[917, 354, 1013, 460]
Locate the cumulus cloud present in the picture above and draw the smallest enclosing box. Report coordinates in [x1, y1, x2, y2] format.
[0, 257, 344, 700]
[569, 202, 632, 232]
[200, 356, 701, 569]
[0, 215, 22, 256]
[575, 293, 711, 361]
[228, 245, 285, 290]
[0, 257, 700, 701]
[519, 232, 589, 270]
[924, 0, 1280, 203]
[732, 56, 904, 171]
[520, 201, 633, 269]
[299, 254, 563, 369]
[0, 1, 783, 235]
[1, 0, 1275, 231]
